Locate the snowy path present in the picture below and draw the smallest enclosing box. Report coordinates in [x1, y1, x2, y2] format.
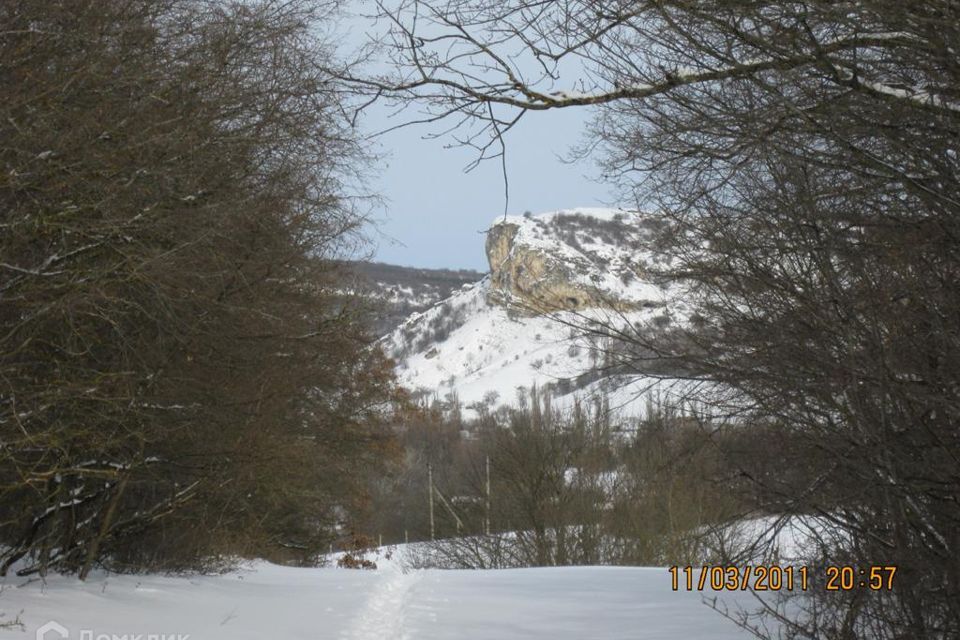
[0, 561, 766, 639]
[341, 568, 422, 640]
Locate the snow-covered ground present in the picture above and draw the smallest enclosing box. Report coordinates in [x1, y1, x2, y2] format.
[1, 561, 765, 639]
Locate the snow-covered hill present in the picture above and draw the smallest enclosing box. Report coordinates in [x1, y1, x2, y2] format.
[383, 208, 697, 417]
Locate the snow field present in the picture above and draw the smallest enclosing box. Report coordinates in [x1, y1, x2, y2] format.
[1, 562, 763, 640]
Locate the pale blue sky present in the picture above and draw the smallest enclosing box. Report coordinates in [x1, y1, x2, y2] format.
[337, 8, 615, 271]
[363, 105, 611, 271]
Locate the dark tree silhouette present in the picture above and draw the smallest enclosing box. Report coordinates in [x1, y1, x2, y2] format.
[0, 0, 397, 575]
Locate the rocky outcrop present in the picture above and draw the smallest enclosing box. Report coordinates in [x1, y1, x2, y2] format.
[485, 217, 635, 312]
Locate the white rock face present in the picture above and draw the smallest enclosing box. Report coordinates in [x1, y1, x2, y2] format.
[384, 208, 692, 417]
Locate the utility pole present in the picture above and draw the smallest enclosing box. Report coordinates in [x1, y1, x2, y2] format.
[428, 463, 435, 541]
[485, 455, 491, 536]
[434, 486, 464, 533]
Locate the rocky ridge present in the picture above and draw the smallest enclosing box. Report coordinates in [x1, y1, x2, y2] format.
[484, 208, 665, 312]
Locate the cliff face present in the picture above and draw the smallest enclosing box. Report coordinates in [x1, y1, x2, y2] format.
[486, 222, 592, 310]
[484, 209, 655, 312]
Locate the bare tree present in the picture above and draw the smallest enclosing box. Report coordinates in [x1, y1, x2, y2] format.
[0, 0, 397, 575]
[345, 2, 960, 638]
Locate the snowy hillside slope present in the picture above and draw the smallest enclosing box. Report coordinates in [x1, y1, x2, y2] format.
[347, 261, 485, 336]
[383, 208, 698, 416]
[0, 561, 764, 640]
